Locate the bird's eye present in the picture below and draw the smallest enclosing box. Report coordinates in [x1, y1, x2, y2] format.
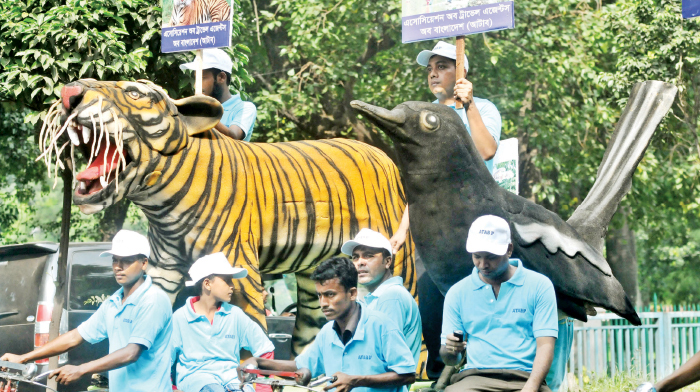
[420, 112, 440, 132]
[126, 90, 142, 100]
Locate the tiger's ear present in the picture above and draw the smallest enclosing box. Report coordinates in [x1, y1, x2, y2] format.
[173, 95, 223, 136]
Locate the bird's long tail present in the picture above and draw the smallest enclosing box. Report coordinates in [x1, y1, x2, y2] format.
[567, 81, 677, 251]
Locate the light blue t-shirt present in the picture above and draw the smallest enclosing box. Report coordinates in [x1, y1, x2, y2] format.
[221, 94, 257, 141]
[171, 297, 275, 392]
[363, 276, 422, 365]
[434, 97, 502, 173]
[77, 276, 173, 392]
[441, 259, 558, 372]
[295, 301, 416, 392]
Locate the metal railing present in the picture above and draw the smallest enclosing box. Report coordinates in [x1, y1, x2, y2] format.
[566, 310, 700, 389]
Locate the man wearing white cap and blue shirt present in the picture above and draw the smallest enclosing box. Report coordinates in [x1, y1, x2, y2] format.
[390, 41, 501, 256]
[181, 48, 257, 141]
[341, 228, 422, 366]
[171, 252, 275, 392]
[1, 229, 173, 392]
[441, 215, 557, 392]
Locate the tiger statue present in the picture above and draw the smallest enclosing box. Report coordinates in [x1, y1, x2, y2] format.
[168, 0, 231, 27]
[39, 79, 416, 356]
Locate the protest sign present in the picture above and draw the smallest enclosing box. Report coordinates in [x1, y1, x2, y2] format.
[492, 138, 519, 194]
[683, 0, 700, 19]
[402, 0, 514, 43]
[161, 0, 233, 53]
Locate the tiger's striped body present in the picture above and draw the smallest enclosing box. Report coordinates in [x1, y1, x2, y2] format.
[169, 0, 231, 27]
[57, 80, 416, 354]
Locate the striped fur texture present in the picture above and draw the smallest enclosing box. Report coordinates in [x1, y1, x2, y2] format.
[169, 0, 231, 27]
[55, 80, 416, 355]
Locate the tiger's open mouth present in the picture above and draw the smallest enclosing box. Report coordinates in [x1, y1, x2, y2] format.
[37, 90, 136, 203]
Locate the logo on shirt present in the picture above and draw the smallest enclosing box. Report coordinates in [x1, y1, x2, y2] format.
[123, 318, 133, 324]
[358, 355, 373, 360]
[479, 230, 494, 235]
[225, 334, 235, 339]
[512, 308, 526, 313]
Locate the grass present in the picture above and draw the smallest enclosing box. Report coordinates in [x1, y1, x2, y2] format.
[566, 371, 700, 392]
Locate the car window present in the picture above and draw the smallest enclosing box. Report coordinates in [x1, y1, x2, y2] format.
[0, 253, 47, 326]
[69, 251, 120, 311]
[265, 274, 298, 314]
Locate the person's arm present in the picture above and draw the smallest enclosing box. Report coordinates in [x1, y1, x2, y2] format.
[1, 329, 84, 364]
[324, 372, 414, 392]
[454, 79, 499, 160]
[439, 288, 466, 366]
[521, 336, 555, 392]
[654, 350, 700, 392]
[390, 207, 411, 254]
[215, 122, 246, 140]
[50, 343, 144, 385]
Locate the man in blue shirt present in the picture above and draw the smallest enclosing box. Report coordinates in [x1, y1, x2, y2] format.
[171, 252, 275, 392]
[181, 48, 257, 141]
[341, 228, 422, 365]
[1, 230, 173, 392]
[441, 215, 558, 392]
[390, 41, 501, 253]
[237, 257, 416, 392]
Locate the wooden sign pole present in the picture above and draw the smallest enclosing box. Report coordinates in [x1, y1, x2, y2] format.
[195, 49, 204, 94]
[455, 36, 465, 109]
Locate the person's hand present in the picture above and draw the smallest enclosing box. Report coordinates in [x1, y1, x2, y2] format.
[389, 230, 407, 254]
[237, 358, 259, 383]
[295, 368, 311, 386]
[445, 333, 466, 354]
[323, 372, 356, 392]
[0, 353, 27, 364]
[453, 78, 473, 106]
[49, 365, 85, 385]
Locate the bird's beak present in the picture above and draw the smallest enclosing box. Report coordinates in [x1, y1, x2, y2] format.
[350, 100, 406, 138]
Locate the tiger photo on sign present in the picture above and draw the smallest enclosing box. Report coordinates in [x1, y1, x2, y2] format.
[38, 79, 417, 358]
[164, 0, 232, 28]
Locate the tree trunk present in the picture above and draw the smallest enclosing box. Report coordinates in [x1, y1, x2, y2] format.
[47, 162, 72, 391]
[605, 207, 640, 307]
[98, 199, 131, 242]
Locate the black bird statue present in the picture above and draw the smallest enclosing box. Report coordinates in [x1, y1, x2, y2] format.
[351, 81, 677, 327]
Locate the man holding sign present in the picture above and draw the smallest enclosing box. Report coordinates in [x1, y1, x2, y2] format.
[390, 41, 501, 253]
[181, 49, 257, 141]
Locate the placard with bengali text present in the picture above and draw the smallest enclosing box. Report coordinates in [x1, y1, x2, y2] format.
[402, 0, 514, 43]
[161, 0, 233, 53]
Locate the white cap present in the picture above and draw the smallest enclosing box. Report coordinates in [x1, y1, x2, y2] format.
[466, 215, 511, 256]
[180, 48, 233, 74]
[416, 41, 469, 72]
[341, 228, 392, 256]
[100, 230, 150, 258]
[185, 252, 248, 286]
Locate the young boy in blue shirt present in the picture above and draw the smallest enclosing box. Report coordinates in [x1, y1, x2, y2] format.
[0, 230, 173, 392]
[171, 252, 275, 392]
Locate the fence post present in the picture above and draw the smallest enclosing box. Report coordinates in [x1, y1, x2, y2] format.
[662, 311, 673, 378]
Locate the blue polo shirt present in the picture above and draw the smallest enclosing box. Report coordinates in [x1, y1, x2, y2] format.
[434, 97, 501, 173]
[363, 276, 422, 365]
[77, 276, 172, 392]
[171, 297, 275, 392]
[441, 259, 558, 372]
[295, 301, 416, 392]
[221, 94, 256, 141]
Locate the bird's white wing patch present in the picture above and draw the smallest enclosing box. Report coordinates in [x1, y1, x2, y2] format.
[513, 221, 613, 276]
